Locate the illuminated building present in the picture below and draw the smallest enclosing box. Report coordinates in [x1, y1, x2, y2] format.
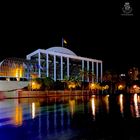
[26, 46, 103, 82]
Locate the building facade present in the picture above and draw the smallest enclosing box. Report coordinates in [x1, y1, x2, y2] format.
[0, 58, 37, 79]
[26, 46, 103, 82]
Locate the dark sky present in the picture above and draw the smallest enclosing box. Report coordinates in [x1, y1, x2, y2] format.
[1, 1, 139, 73]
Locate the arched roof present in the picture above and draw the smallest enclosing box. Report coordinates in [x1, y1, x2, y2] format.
[0, 57, 37, 68]
[46, 46, 77, 56]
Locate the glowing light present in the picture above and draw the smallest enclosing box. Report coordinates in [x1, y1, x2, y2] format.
[104, 85, 109, 90]
[64, 39, 67, 44]
[31, 82, 41, 90]
[118, 84, 124, 90]
[133, 85, 137, 89]
[90, 83, 96, 90]
[32, 82, 35, 86]
[92, 95, 96, 97]
[14, 67, 23, 78]
[16, 69, 19, 77]
[68, 82, 76, 89]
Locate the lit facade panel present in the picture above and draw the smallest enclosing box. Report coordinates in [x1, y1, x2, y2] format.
[26, 47, 103, 82]
[0, 58, 38, 79]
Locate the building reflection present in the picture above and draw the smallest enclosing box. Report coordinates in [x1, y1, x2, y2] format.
[69, 99, 75, 118]
[2, 94, 136, 139]
[46, 102, 70, 134]
[104, 95, 109, 113]
[133, 94, 140, 118]
[13, 105, 23, 126]
[31, 102, 35, 119]
[91, 96, 96, 119]
[119, 94, 124, 116]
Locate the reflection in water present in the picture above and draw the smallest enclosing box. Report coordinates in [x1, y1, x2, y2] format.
[13, 105, 22, 126]
[91, 96, 95, 119]
[31, 102, 35, 119]
[69, 99, 75, 117]
[134, 94, 140, 118]
[2, 94, 140, 140]
[104, 95, 109, 113]
[119, 94, 124, 116]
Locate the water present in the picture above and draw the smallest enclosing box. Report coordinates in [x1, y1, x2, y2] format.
[0, 93, 140, 140]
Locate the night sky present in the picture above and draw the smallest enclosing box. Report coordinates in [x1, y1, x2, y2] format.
[0, 1, 139, 73]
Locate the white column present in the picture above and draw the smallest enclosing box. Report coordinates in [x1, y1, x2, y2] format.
[100, 62, 103, 82]
[92, 61, 94, 82]
[26, 55, 31, 60]
[67, 57, 69, 78]
[82, 60, 84, 81]
[46, 53, 49, 77]
[96, 62, 98, 82]
[38, 52, 41, 77]
[54, 55, 56, 81]
[87, 61, 89, 82]
[61, 56, 63, 80]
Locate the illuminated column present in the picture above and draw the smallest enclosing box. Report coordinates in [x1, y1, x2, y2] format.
[82, 60, 84, 81]
[92, 61, 94, 82]
[87, 61, 89, 82]
[46, 53, 49, 77]
[96, 62, 98, 82]
[38, 52, 41, 77]
[67, 57, 69, 78]
[100, 62, 103, 82]
[54, 55, 56, 81]
[26, 55, 31, 60]
[61, 56, 63, 80]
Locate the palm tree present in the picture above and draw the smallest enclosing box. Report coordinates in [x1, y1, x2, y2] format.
[30, 77, 43, 90]
[87, 71, 95, 82]
[62, 76, 81, 90]
[79, 69, 95, 82]
[79, 69, 86, 82]
[30, 77, 54, 90]
[43, 77, 54, 90]
[33, 77, 43, 84]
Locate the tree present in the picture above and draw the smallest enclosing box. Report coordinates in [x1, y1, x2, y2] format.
[30, 77, 43, 90]
[30, 77, 54, 90]
[62, 76, 81, 90]
[43, 77, 54, 90]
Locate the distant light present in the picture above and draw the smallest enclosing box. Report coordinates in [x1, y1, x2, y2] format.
[133, 85, 137, 89]
[32, 82, 35, 86]
[64, 39, 67, 44]
[120, 74, 125, 77]
[118, 84, 124, 90]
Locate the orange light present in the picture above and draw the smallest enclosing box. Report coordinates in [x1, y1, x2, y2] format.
[133, 85, 137, 89]
[118, 84, 124, 90]
[32, 82, 35, 86]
